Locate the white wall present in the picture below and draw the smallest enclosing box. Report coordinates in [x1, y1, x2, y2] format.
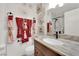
[0, 3, 37, 55]
[64, 8, 79, 36]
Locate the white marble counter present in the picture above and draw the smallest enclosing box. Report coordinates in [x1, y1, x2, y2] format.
[34, 35, 79, 56]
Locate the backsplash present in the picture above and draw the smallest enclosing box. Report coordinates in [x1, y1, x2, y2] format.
[48, 34, 79, 42]
[59, 34, 79, 42]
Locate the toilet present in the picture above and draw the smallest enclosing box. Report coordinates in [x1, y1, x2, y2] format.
[25, 37, 34, 56]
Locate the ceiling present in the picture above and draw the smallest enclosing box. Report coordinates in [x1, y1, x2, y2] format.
[48, 3, 79, 17]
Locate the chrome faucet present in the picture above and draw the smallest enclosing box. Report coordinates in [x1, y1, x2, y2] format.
[52, 18, 58, 39]
[55, 18, 58, 39]
[56, 31, 58, 39]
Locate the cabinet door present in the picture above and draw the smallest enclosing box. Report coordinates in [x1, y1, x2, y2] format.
[34, 40, 61, 56]
[35, 47, 44, 56]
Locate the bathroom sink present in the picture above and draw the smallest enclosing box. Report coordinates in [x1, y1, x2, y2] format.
[43, 38, 64, 45]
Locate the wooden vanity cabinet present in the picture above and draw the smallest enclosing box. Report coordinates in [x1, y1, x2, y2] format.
[34, 40, 61, 56]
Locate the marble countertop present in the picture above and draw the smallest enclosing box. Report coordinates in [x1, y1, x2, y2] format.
[34, 35, 79, 56]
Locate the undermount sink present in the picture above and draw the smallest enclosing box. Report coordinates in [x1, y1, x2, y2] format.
[43, 38, 64, 45]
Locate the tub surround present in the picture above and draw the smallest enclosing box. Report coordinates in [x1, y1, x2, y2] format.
[34, 35, 79, 56]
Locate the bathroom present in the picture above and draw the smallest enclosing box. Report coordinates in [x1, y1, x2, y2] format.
[0, 2, 79, 56]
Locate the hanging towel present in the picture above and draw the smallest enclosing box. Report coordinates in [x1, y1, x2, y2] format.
[21, 29, 29, 43]
[16, 17, 23, 38]
[8, 15, 13, 20]
[8, 15, 14, 43]
[26, 19, 32, 37]
[21, 20, 29, 43]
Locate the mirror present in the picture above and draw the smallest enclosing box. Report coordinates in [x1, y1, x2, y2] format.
[47, 3, 79, 36]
